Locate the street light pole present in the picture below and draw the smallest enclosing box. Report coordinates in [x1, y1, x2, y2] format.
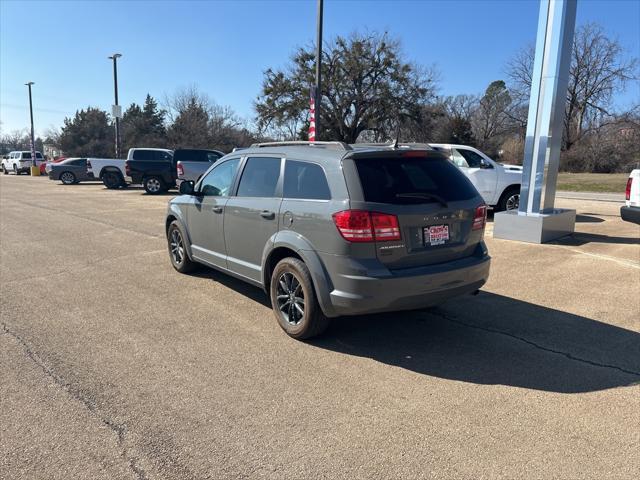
[314, 0, 323, 141]
[25, 82, 38, 175]
[108, 53, 122, 158]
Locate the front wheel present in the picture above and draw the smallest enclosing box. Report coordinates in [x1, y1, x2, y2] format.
[270, 257, 329, 340]
[60, 171, 76, 185]
[144, 176, 165, 194]
[497, 187, 520, 212]
[167, 222, 197, 273]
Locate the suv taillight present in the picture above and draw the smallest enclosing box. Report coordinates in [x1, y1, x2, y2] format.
[125, 161, 130, 176]
[626, 177, 632, 201]
[472, 205, 487, 231]
[332, 210, 401, 242]
[177, 161, 184, 177]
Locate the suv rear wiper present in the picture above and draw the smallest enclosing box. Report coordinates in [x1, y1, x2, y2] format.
[395, 192, 449, 207]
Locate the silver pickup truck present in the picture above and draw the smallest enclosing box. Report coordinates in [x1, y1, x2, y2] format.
[175, 149, 224, 183]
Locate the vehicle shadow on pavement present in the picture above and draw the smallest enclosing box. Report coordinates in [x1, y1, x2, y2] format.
[190, 268, 272, 308]
[551, 232, 640, 246]
[311, 291, 640, 394]
[575, 214, 605, 223]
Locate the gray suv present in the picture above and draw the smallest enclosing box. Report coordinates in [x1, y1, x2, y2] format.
[166, 141, 490, 339]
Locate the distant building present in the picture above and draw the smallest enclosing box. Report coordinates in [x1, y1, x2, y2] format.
[43, 143, 64, 159]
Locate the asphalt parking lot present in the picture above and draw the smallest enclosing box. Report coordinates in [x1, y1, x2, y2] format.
[1, 175, 639, 480]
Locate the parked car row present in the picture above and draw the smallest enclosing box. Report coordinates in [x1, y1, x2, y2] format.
[15, 147, 224, 192]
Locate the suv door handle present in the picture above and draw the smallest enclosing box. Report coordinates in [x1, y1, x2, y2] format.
[260, 210, 275, 220]
[211, 206, 223, 214]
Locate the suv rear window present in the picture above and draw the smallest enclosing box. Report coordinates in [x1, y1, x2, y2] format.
[353, 155, 478, 204]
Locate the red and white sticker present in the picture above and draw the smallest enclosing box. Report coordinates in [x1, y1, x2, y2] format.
[426, 225, 449, 246]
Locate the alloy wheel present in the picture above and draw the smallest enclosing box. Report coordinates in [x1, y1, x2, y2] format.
[170, 229, 185, 265]
[61, 172, 75, 184]
[506, 193, 520, 211]
[276, 272, 305, 325]
[147, 178, 161, 193]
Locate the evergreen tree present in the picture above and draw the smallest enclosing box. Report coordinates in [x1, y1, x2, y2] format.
[58, 108, 114, 157]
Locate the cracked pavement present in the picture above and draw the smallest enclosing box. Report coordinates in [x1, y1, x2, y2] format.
[1, 175, 639, 479]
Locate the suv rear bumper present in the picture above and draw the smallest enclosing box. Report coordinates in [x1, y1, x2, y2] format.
[316, 247, 491, 317]
[621, 206, 640, 224]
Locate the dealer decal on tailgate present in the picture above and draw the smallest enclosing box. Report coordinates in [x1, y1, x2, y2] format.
[425, 225, 449, 246]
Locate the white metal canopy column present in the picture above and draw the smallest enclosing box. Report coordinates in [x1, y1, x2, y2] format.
[493, 0, 577, 243]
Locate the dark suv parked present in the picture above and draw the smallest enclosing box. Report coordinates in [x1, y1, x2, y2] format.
[165, 141, 490, 339]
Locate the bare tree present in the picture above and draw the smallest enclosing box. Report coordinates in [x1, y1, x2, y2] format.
[165, 86, 259, 151]
[256, 31, 439, 143]
[506, 23, 639, 149]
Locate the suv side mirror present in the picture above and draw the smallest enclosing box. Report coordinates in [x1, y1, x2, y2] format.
[179, 180, 195, 195]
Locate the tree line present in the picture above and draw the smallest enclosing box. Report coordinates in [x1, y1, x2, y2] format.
[2, 22, 637, 172]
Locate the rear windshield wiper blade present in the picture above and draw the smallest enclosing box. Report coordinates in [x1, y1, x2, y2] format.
[395, 192, 449, 207]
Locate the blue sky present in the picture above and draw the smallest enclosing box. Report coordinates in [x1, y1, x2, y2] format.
[1, 0, 638, 136]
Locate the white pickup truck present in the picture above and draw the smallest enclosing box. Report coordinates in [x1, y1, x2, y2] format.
[87, 157, 127, 189]
[430, 144, 523, 211]
[2, 151, 45, 174]
[621, 169, 640, 225]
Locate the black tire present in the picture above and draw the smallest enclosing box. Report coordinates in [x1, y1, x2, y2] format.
[497, 186, 520, 212]
[144, 176, 166, 194]
[270, 257, 329, 340]
[167, 222, 197, 273]
[60, 171, 76, 185]
[102, 171, 123, 189]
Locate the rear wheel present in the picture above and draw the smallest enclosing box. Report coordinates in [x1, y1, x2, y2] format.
[497, 186, 520, 212]
[60, 171, 76, 185]
[167, 222, 197, 273]
[102, 171, 123, 189]
[270, 257, 329, 340]
[144, 176, 165, 194]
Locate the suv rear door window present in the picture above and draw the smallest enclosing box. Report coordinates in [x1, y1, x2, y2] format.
[283, 161, 331, 200]
[22, 152, 31, 159]
[236, 157, 281, 198]
[353, 155, 478, 204]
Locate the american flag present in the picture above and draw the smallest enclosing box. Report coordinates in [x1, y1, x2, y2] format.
[309, 86, 316, 141]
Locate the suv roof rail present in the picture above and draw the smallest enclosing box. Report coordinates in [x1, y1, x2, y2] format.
[352, 142, 434, 150]
[250, 141, 352, 151]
